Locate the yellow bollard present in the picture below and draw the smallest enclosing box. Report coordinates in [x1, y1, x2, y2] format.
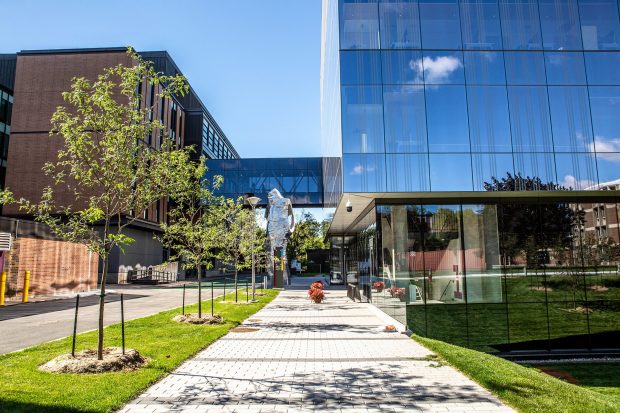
[22, 270, 30, 303]
[0, 271, 6, 306]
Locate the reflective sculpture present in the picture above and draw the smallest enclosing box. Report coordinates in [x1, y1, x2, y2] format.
[265, 189, 295, 285]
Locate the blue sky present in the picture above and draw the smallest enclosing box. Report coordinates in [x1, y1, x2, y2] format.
[1, 0, 322, 158]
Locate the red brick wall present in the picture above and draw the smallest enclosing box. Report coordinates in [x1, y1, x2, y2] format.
[4, 237, 98, 298]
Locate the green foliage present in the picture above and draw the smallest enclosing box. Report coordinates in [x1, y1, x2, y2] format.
[0, 290, 279, 413]
[158, 155, 222, 273]
[1, 47, 190, 260]
[211, 198, 265, 275]
[286, 212, 328, 266]
[0, 47, 193, 359]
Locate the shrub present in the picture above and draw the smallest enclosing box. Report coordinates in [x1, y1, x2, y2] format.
[310, 281, 324, 290]
[308, 287, 325, 303]
[389, 287, 405, 299]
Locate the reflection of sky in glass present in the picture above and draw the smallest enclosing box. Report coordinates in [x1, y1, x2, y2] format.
[426, 85, 469, 152]
[429, 154, 473, 191]
[336, 0, 620, 192]
[467, 86, 512, 152]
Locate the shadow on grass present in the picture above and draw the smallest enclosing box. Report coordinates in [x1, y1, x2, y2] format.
[0, 401, 94, 413]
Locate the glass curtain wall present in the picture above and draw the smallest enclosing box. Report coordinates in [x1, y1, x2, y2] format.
[337, 0, 620, 193]
[372, 201, 620, 353]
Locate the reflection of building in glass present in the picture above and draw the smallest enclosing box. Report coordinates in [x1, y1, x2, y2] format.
[322, 0, 620, 355]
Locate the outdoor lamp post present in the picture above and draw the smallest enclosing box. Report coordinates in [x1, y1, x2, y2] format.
[247, 196, 261, 302]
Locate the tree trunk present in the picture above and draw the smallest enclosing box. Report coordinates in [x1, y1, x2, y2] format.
[198, 266, 202, 318]
[97, 220, 110, 360]
[97, 253, 108, 360]
[235, 263, 238, 303]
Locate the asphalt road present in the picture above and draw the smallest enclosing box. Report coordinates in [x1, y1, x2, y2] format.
[0, 285, 225, 355]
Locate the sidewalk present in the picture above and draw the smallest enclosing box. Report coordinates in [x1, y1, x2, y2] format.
[0, 285, 222, 355]
[120, 289, 515, 413]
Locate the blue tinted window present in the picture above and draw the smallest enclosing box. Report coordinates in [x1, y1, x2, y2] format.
[429, 154, 473, 191]
[578, 0, 620, 50]
[539, 0, 582, 50]
[460, 0, 503, 50]
[513, 152, 557, 187]
[426, 85, 470, 152]
[383, 85, 427, 152]
[419, 0, 462, 49]
[508, 86, 553, 152]
[548, 86, 594, 152]
[504, 52, 546, 85]
[379, 0, 421, 49]
[340, 51, 382, 84]
[544, 52, 586, 85]
[340, 0, 380, 50]
[554, 153, 598, 190]
[498, 0, 542, 50]
[467, 86, 512, 152]
[464, 51, 506, 85]
[341, 86, 385, 153]
[343, 154, 386, 192]
[386, 154, 430, 191]
[584, 52, 620, 85]
[381, 50, 423, 84]
[422, 51, 464, 84]
[589, 87, 620, 152]
[472, 153, 514, 190]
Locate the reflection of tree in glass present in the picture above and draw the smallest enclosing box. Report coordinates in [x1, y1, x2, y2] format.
[484, 173, 574, 269]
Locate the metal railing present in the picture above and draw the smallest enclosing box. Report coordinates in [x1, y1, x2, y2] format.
[127, 268, 176, 284]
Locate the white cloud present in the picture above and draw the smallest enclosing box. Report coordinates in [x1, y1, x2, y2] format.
[588, 136, 620, 162]
[561, 174, 596, 190]
[409, 55, 463, 84]
[350, 163, 376, 175]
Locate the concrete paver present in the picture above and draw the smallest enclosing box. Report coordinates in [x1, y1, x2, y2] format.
[120, 289, 516, 413]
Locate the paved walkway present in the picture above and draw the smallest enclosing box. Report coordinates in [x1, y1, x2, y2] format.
[0, 285, 221, 354]
[120, 290, 515, 413]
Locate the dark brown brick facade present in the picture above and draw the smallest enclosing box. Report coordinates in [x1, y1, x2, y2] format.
[4, 50, 182, 225]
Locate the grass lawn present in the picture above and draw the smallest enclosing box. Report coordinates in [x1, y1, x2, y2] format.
[0, 290, 279, 413]
[413, 335, 620, 413]
[535, 362, 620, 400]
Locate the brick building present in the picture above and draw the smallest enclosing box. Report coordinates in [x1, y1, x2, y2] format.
[0, 47, 239, 291]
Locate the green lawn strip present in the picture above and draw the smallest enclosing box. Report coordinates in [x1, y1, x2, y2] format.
[412, 335, 620, 413]
[0, 290, 279, 413]
[536, 363, 620, 400]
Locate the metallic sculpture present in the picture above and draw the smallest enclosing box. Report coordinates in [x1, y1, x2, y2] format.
[265, 189, 295, 285]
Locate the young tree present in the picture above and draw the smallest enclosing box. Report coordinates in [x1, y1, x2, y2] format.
[158, 155, 222, 317]
[286, 212, 328, 269]
[211, 198, 260, 302]
[1, 48, 189, 359]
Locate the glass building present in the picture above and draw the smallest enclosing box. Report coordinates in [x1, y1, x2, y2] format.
[322, 0, 620, 355]
[206, 158, 325, 207]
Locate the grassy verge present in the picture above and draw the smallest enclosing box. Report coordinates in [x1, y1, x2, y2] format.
[413, 335, 620, 413]
[0, 290, 279, 413]
[536, 363, 620, 400]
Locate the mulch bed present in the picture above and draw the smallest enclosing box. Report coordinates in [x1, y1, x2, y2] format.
[39, 347, 147, 374]
[173, 314, 224, 325]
